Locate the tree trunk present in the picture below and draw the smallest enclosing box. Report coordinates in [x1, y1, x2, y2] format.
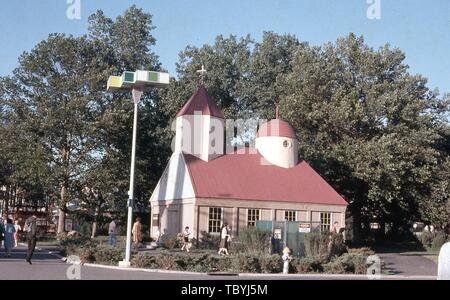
[57, 184, 67, 234]
[91, 205, 100, 239]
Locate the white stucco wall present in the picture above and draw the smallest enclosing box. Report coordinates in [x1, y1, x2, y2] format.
[150, 152, 195, 202]
[255, 136, 299, 168]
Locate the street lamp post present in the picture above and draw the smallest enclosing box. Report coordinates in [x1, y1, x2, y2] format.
[107, 70, 170, 267]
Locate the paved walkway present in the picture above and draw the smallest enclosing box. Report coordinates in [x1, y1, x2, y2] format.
[378, 252, 437, 276]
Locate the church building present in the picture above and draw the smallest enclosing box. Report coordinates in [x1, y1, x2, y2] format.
[150, 85, 347, 239]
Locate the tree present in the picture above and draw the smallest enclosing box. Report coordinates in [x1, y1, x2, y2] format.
[279, 33, 449, 240]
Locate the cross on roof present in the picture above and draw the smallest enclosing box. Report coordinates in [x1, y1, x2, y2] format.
[196, 64, 207, 84]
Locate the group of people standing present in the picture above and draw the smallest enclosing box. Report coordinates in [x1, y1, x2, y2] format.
[0, 215, 37, 264]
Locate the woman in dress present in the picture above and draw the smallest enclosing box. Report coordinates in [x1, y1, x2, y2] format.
[13, 220, 22, 247]
[4, 219, 16, 257]
[218, 223, 229, 255]
[131, 217, 142, 249]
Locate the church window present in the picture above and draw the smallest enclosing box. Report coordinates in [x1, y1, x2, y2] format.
[208, 207, 223, 233]
[320, 212, 331, 232]
[247, 209, 260, 227]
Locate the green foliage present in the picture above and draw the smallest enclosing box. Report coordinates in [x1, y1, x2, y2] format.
[329, 233, 347, 257]
[231, 254, 261, 273]
[304, 232, 330, 258]
[259, 254, 283, 273]
[155, 253, 177, 270]
[92, 245, 124, 265]
[346, 247, 375, 257]
[198, 231, 220, 249]
[291, 257, 324, 273]
[237, 227, 272, 255]
[161, 234, 180, 250]
[431, 232, 448, 250]
[418, 231, 448, 250]
[323, 253, 368, 274]
[131, 252, 157, 269]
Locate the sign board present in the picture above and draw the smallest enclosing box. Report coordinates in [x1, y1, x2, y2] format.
[298, 223, 311, 233]
[274, 228, 282, 239]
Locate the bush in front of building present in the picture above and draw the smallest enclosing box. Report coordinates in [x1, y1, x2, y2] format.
[57, 232, 98, 257]
[197, 231, 221, 249]
[160, 234, 180, 250]
[237, 227, 272, 255]
[92, 245, 125, 265]
[131, 252, 158, 268]
[322, 253, 368, 274]
[291, 257, 324, 273]
[304, 231, 330, 258]
[259, 254, 284, 273]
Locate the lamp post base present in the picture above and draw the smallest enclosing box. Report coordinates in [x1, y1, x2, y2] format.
[118, 260, 131, 268]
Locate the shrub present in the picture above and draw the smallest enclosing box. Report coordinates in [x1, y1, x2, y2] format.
[161, 234, 180, 250]
[431, 231, 447, 250]
[418, 231, 448, 250]
[57, 232, 98, 257]
[198, 231, 220, 249]
[231, 254, 261, 273]
[347, 247, 375, 257]
[131, 253, 157, 269]
[156, 253, 177, 270]
[304, 231, 329, 258]
[78, 246, 96, 263]
[329, 233, 347, 257]
[93, 245, 124, 265]
[323, 260, 347, 274]
[292, 257, 324, 273]
[259, 254, 283, 273]
[323, 253, 368, 274]
[238, 227, 272, 255]
[419, 231, 435, 248]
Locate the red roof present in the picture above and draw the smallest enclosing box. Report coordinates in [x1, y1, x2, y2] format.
[183, 150, 347, 206]
[257, 119, 297, 139]
[176, 86, 225, 118]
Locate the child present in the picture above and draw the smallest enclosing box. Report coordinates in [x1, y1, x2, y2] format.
[181, 226, 191, 252]
[4, 219, 16, 257]
[13, 220, 22, 247]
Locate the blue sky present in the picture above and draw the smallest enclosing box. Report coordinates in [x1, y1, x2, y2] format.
[1, 0, 449, 94]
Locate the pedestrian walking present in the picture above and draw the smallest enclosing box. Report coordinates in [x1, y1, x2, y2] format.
[24, 215, 37, 264]
[13, 220, 22, 247]
[181, 226, 191, 252]
[4, 219, 16, 257]
[154, 227, 161, 243]
[108, 219, 117, 246]
[0, 217, 4, 251]
[132, 217, 142, 249]
[218, 224, 231, 256]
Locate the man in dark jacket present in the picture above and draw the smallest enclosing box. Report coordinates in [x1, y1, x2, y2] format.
[24, 215, 37, 264]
